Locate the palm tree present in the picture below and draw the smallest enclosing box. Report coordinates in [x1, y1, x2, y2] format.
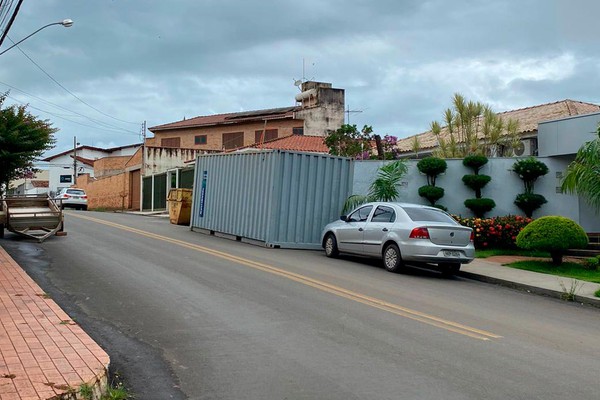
[561, 125, 600, 211]
[342, 160, 408, 213]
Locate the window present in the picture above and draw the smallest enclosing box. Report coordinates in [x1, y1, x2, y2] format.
[161, 137, 181, 148]
[195, 135, 207, 145]
[348, 205, 373, 222]
[222, 132, 244, 150]
[371, 206, 396, 223]
[59, 175, 72, 183]
[403, 207, 456, 223]
[293, 127, 304, 135]
[254, 129, 278, 143]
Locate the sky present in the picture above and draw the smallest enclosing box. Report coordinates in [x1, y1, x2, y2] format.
[1, 0, 599, 160]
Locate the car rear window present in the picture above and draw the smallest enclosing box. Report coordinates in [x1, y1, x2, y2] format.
[402, 207, 456, 223]
[66, 189, 85, 196]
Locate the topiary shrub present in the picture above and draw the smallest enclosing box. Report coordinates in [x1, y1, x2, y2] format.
[516, 216, 588, 265]
[512, 158, 549, 217]
[464, 198, 496, 217]
[583, 257, 599, 271]
[462, 154, 495, 217]
[417, 157, 447, 209]
[418, 186, 445, 205]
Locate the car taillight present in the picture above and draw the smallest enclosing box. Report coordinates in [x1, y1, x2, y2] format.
[409, 227, 430, 239]
[82, 195, 87, 199]
[63, 194, 70, 198]
[470, 231, 475, 242]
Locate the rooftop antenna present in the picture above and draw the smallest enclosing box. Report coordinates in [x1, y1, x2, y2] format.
[345, 104, 363, 124]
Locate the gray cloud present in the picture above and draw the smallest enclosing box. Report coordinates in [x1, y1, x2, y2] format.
[1, 0, 598, 156]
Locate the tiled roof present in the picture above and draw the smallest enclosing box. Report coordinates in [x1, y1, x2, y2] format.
[236, 134, 329, 153]
[396, 99, 600, 152]
[30, 180, 49, 188]
[74, 156, 95, 167]
[149, 106, 300, 132]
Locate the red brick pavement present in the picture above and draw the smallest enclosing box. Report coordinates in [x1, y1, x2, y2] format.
[0, 246, 109, 400]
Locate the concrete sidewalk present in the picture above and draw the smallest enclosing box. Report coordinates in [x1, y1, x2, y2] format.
[0, 246, 109, 400]
[462, 256, 600, 307]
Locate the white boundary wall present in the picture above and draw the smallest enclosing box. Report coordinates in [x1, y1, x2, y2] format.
[353, 158, 599, 232]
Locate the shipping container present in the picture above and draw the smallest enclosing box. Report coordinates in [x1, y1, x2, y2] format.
[190, 150, 353, 249]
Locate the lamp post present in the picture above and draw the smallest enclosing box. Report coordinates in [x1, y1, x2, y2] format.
[0, 19, 73, 56]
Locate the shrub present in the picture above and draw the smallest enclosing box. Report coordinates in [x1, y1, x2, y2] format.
[514, 193, 547, 218]
[418, 185, 444, 205]
[463, 154, 488, 171]
[516, 216, 588, 265]
[462, 174, 491, 191]
[513, 157, 550, 187]
[464, 198, 496, 218]
[454, 215, 532, 249]
[417, 157, 447, 184]
[583, 257, 599, 271]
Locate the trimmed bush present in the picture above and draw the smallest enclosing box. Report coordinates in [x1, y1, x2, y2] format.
[417, 157, 447, 185]
[513, 157, 550, 188]
[464, 198, 496, 218]
[463, 154, 489, 171]
[454, 215, 532, 249]
[514, 193, 547, 218]
[462, 174, 491, 191]
[583, 257, 599, 271]
[516, 216, 588, 265]
[418, 185, 444, 205]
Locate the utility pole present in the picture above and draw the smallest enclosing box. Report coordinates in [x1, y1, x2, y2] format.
[73, 136, 78, 185]
[141, 121, 146, 176]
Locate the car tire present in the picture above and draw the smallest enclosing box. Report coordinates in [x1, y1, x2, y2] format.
[82, 205, 87, 211]
[324, 233, 339, 258]
[383, 243, 403, 273]
[440, 262, 461, 276]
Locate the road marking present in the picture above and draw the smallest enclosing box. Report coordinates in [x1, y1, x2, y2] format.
[68, 213, 502, 341]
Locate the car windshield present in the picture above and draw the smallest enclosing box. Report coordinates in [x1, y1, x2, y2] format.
[402, 207, 456, 224]
[66, 189, 85, 196]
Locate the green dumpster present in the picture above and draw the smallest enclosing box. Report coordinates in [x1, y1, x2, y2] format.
[168, 188, 193, 225]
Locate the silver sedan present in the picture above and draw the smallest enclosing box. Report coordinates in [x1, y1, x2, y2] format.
[321, 202, 475, 275]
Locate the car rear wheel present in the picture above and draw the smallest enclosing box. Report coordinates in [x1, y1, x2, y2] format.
[440, 262, 461, 276]
[383, 243, 403, 273]
[324, 233, 339, 258]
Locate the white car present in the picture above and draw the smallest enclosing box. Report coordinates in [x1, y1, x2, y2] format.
[55, 188, 88, 210]
[321, 202, 475, 275]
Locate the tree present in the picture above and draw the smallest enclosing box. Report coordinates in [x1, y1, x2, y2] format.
[431, 93, 519, 158]
[512, 157, 549, 217]
[0, 93, 57, 196]
[561, 125, 600, 211]
[342, 160, 408, 213]
[417, 157, 447, 210]
[462, 155, 495, 217]
[324, 124, 372, 158]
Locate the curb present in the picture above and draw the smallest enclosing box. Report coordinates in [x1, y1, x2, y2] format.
[459, 270, 600, 308]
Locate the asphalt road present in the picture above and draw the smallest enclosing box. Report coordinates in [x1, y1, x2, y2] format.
[2, 211, 600, 400]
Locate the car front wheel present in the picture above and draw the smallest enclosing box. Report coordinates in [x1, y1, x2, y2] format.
[383, 243, 403, 273]
[324, 233, 339, 258]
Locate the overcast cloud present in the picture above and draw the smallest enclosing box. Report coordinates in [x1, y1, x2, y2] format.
[1, 0, 599, 157]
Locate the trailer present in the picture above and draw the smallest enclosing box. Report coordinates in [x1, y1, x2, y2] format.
[0, 194, 65, 243]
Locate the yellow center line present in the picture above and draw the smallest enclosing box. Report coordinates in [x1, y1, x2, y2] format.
[69, 213, 502, 341]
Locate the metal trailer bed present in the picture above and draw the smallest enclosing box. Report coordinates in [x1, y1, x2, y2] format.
[0, 194, 65, 243]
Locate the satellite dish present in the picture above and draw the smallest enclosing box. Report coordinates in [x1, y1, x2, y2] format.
[293, 79, 303, 87]
[513, 140, 525, 156]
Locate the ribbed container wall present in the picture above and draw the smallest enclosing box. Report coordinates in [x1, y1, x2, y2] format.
[190, 150, 353, 249]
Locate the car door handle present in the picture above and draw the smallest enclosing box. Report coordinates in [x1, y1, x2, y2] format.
[358, 228, 364, 232]
[382, 228, 389, 232]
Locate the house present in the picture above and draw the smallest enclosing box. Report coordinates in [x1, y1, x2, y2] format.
[233, 134, 330, 154]
[147, 81, 345, 152]
[8, 170, 50, 195]
[395, 99, 600, 158]
[42, 143, 141, 196]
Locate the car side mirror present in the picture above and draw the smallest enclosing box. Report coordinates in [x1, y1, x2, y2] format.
[340, 215, 348, 222]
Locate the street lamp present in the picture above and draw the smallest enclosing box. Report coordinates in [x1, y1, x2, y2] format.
[0, 19, 73, 56]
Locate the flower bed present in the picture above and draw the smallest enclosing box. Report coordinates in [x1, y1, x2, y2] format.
[453, 215, 533, 249]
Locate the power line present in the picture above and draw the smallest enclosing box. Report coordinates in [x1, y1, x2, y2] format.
[6, 35, 140, 126]
[0, 0, 21, 48]
[0, 80, 138, 134]
[5, 93, 140, 136]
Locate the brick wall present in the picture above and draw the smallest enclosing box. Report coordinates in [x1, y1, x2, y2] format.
[147, 119, 303, 151]
[76, 172, 132, 210]
[93, 156, 130, 178]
